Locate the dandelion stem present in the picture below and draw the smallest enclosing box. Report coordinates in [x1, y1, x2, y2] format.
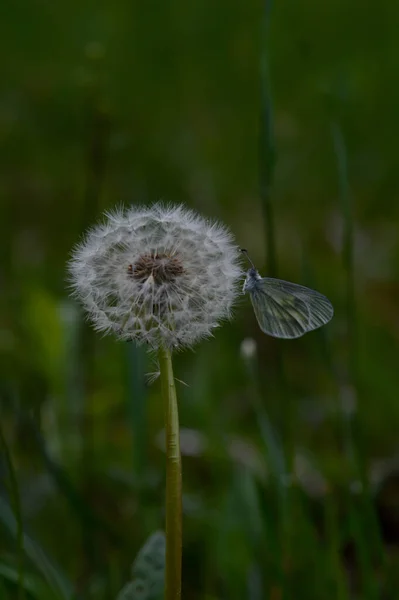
[158, 346, 182, 600]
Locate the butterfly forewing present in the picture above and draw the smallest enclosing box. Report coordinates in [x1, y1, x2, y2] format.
[250, 277, 333, 339]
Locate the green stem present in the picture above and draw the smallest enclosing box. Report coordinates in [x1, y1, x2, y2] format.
[158, 346, 182, 600]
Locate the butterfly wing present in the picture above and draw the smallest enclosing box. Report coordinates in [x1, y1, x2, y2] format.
[249, 277, 333, 339]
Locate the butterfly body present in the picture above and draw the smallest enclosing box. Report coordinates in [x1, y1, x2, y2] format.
[243, 267, 262, 292]
[243, 266, 334, 339]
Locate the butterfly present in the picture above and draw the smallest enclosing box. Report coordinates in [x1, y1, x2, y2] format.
[241, 249, 334, 339]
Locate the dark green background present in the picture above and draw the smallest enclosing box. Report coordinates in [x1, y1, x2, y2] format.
[1, 1, 399, 598]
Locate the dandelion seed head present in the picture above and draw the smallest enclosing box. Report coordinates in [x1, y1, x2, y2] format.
[68, 203, 242, 350]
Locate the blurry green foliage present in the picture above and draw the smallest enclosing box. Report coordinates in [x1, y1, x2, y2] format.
[1, 0, 399, 598]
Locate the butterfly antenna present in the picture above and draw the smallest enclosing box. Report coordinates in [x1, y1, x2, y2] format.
[240, 248, 256, 269]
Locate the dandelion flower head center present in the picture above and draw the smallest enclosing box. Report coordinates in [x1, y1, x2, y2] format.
[129, 252, 184, 285]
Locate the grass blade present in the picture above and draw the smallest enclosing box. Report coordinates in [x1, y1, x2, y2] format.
[0, 426, 25, 600]
[0, 497, 76, 600]
[0, 423, 25, 600]
[0, 562, 53, 600]
[331, 108, 385, 597]
[259, 0, 277, 277]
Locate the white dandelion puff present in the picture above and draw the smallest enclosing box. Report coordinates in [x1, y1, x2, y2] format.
[68, 203, 242, 350]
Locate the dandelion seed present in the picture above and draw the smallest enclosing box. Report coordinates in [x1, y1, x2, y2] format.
[68, 203, 242, 350]
[145, 370, 160, 386]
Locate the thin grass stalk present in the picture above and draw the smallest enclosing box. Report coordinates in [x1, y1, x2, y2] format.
[259, 8, 295, 594]
[242, 346, 287, 595]
[331, 118, 383, 597]
[330, 122, 356, 371]
[258, 0, 289, 434]
[158, 346, 182, 600]
[0, 577, 9, 600]
[25, 414, 123, 547]
[0, 423, 24, 600]
[324, 492, 350, 600]
[300, 243, 352, 598]
[242, 344, 286, 494]
[0, 497, 76, 600]
[259, 0, 277, 278]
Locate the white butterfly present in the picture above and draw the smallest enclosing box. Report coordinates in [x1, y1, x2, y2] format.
[241, 249, 334, 339]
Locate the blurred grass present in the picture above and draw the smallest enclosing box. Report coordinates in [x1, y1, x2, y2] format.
[0, 497, 76, 600]
[1, 0, 399, 598]
[259, 0, 277, 278]
[0, 423, 25, 600]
